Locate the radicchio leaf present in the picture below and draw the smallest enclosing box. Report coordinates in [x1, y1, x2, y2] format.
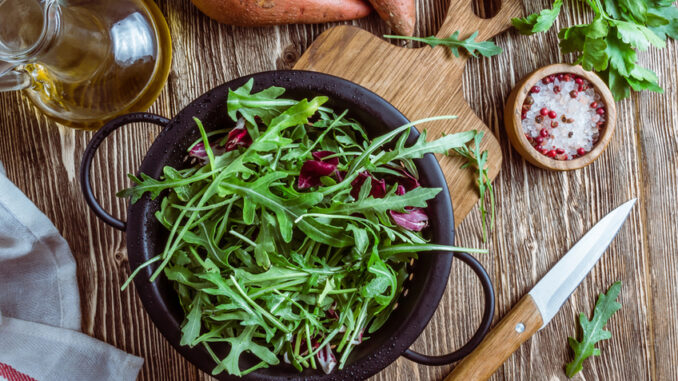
[385, 167, 421, 192]
[317, 343, 337, 374]
[389, 207, 429, 231]
[298, 151, 339, 189]
[189, 142, 225, 160]
[224, 118, 252, 151]
[350, 171, 386, 199]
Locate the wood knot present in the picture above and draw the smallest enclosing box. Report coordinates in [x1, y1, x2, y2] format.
[277, 45, 300, 69]
[113, 250, 127, 264]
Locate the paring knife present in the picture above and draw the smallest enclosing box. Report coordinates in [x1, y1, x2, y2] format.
[446, 199, 636, 381]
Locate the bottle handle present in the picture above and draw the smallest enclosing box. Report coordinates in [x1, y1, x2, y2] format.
[0, 62, 30, 92]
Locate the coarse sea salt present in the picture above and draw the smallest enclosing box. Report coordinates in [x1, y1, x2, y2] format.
[521, 73, 606, 160]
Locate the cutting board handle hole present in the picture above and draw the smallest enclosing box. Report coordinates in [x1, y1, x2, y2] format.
[472, 0, 502, 19]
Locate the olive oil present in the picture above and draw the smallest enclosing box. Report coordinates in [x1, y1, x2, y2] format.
[1, 0, 172, 129]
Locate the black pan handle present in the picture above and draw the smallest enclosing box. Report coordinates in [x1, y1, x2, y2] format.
[80, 112, 170, 231]
[402, 252, 495, 365]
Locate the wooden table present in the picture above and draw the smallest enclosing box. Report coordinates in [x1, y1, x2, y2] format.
[0, 0, 675, 380]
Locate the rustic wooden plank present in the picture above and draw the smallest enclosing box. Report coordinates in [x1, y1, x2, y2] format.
[0, 0, 676, 380]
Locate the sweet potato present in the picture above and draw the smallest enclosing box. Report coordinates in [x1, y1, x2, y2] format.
[191, 0, 372, 26]
[368, 0, 415, 36]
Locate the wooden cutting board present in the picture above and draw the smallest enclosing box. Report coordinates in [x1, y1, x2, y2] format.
[294, 0, 522, 227]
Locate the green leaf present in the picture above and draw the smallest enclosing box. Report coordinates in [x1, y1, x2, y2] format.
[606, 67, 632, 100]
[580, 38, 609, 71]
[606, 30, 637, 77]
[376, 129, 476, 165]
[614, 20, 665, 50]
[384, 31, 502, 58]
[180, 294, 203, 346]
[361, 250, 397, 309]
[227, 78, 295, 126]
[218, 175, 352, 247]
[511, 0, 563, 35]
[617, 0, 647, 23]
[207, 326, 279, 376]
[565, 281, 623, 378]
[648, 4, 678, 40]
[249, 96, 328, 152]
[316, 187, 441, 215]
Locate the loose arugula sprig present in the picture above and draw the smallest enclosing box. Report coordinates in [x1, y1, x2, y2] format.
[566, 281, 622, 377]
[453, 131, 495, 242]
[118, 79, 489, 376]
[384, 30, 502, 58]
[511, 0, 678, 100]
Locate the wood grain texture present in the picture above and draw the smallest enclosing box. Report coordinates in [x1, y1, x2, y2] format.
[446, 295, 543, 381]
[0, 0, 675, 380]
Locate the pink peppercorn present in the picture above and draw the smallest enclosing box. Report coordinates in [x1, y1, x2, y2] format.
[577, 147, 586, 156]
[575, 77, 584, 85]
[540, 108, 549, 116]
[553, 85, 561, 94]
[540, 128, 549, 137]
[556, 148, 565, 154]
[530, 86, 541, 94]
[548, 110, 557, 119]
[596, 107, 605, 115]
[590, 101, 598, 108]
[570, 90, 578, 98]
[551, 121, 559, 128]
[535, 136, 544, 144]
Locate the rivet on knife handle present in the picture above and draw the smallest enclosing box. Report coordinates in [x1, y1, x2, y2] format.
[445, 295, 543, 381]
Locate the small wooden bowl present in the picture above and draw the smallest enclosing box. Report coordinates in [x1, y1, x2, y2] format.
[504, 64, 616, 171]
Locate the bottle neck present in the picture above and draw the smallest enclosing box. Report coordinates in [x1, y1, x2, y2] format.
[0, 0, 61, 64]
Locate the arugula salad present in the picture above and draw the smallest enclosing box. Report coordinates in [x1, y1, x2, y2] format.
[118, 79, 487, 376]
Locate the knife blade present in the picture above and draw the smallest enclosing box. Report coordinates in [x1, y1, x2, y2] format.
[445, 199, 636, 381]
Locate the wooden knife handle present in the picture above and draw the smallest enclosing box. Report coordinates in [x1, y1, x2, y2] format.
[445, 295, 544, 381]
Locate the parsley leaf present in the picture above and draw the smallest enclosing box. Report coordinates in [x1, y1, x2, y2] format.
[566, 281, 623, 378]
[384, 31, 502, 58]
[512, 0, 564, 34]
[514, 0, 678, 100]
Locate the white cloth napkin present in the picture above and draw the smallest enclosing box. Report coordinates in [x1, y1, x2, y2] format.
[0, 163, 144, 381]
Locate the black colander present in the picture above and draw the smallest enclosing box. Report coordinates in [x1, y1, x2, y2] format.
[80, 70, 495, 380]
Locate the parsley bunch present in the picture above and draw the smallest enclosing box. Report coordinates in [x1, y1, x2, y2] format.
[512, 0, 678, 100]
[118, 80, 488, 376]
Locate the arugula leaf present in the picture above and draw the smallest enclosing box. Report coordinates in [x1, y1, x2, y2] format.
[566, 281, 623, 378]
[219, 175, 352, 247]
[249, 96, 328, 152]
[207, 326, 279, 376]
[180, 294, 203, 346]
[512, 0, 564, 34]
[227, 78, 295, 126]
[453, 131, 495, 242]
[376, 129, 475, 165]
[384, 31, 502, 58]
[315, 187, 442, 215]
